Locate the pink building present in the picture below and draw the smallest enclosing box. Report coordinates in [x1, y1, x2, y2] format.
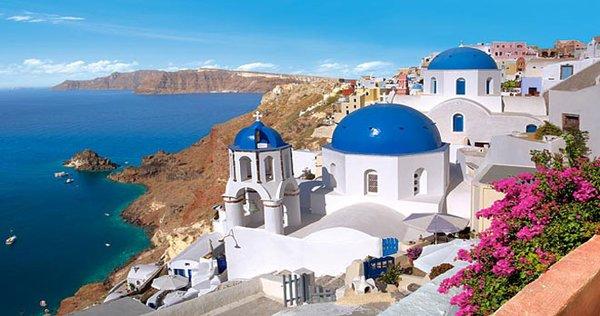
[491, 41, 533, 60]
[395, 72, 409, 95]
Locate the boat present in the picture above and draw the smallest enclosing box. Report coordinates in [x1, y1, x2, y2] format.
[54, 171, 68, 178]
[104, 213, 110, 216]
[105, 243, 111, 247]
[5, 235, 16, 245]
[65, 178, 74, 184]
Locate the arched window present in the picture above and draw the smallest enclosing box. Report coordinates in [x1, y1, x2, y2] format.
[526, 124, 538, 133]
[329, 163, 337, 188]
[364, 170, 378, 195]
[456, 78, 466, 95]
[452, 114, 464, 132]
[239, 156, 252, 180]
[414, 168, 428, 195]
[264, 156, 274, 181]
[431, 77, 437, 94]
[486, 77, 493, 95]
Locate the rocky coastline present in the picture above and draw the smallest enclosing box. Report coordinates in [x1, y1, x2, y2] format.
[64, 149, 119, 171]
[56, 80, 337, 315]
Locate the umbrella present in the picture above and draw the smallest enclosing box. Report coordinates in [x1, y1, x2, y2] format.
[403, 213, 469, 234]
[413, 239, 478, 274]
[151, 275, 189, 291]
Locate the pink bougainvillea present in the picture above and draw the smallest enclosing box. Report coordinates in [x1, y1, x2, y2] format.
[439, 154, 600, 316]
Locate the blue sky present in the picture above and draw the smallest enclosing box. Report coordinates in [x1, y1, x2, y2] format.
[1, 0, 599, 87]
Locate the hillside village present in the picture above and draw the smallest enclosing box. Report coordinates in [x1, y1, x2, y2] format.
[65, 36, 600, 316]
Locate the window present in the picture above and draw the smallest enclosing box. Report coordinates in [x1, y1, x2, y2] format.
[264, 156, 274, 181]
[452, 114, 464, 132]
[365, 170, 378, 194]
[431, 77, 437, 94]
[526, 124, 538, 133]
[486, 78, 493, 95]
[456, 78, 466, 95]
[562, 113, 580, 130]
[329, 163, 337, 188]
[413, 168, 427, 195]
[239, 156, 252, 180]
[560, 65, 574, 80]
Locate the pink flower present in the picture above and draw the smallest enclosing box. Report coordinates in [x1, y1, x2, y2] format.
[573, 180, 597, 202]
[516, 224, 545, 240]
[457, 248, 472, 262]
[492, 259, 515, 276]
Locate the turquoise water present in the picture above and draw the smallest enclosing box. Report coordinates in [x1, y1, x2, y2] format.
[0, 89, 261, 315]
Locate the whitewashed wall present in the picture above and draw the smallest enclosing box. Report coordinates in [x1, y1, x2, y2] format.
[549, 85, 600, 157]
[225, 227, 381, 280]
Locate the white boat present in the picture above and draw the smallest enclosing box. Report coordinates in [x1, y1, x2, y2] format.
[5, 235, 16, 245]
[65, 178, 74, 184]
[54, 171, 68, 178]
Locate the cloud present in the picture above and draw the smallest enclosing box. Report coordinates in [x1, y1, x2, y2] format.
[3, 58, 138, 75]
[200, 59, 221, 69]
[236, 62, 276, 72]
[354, 61, 393, 73]
[7, 15, 34, 22]
[6, 13, 85, 24]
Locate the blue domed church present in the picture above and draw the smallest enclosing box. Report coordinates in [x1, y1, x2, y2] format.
[319, 103, 449, 215]
[389, 47, 543, 146]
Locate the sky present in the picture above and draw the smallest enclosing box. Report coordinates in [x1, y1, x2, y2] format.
[0, 0, 599, 88]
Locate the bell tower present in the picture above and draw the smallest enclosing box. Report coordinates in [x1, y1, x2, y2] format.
[221, 112, 301, 235]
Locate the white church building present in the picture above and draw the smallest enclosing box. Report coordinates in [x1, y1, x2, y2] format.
[214, 106, 461, 280]
[315, 104, 449, 215]
[388, 47, 545, 146]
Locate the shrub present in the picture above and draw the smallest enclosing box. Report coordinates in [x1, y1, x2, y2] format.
[407, 245, 423, 261]
[429, 263, 454, 280]
[379, 264, 402, 285]
[533, 121, 562, 140]
[439, 148, 600, 315]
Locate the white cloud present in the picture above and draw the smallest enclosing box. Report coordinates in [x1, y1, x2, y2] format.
[354, 61, 393, 73]
[200, 59, 221, 69]
[7, 15, 34, 22]
[3, 58, 138, 75]
[236, 62, 276, 72]
[6, 13, 84, 24]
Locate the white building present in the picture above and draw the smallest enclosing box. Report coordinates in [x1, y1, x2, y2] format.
[542, 57, 600, 91]
[548, 61, 600, 156]
[388, 47, 545, 146]
[167, 232, 222, 288]
[316, 104, 449, 215]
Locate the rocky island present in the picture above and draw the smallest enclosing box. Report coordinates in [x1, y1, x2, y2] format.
[57, 80, 337, 314]
[64, 149, 119, 171]
[53, 68, 325, 94]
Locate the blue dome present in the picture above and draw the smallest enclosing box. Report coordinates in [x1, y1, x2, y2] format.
[330, 104, 443, 155]
[428, 47, 498, 70]
[232, 120, 288, 150]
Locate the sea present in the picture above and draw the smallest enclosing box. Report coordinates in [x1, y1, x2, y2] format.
[0, 89, 261, 315]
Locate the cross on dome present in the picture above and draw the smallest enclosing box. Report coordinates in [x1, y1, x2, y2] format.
[253, 110, 263, 122]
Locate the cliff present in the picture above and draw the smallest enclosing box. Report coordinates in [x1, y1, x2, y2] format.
[53, 68, 326, 94]
[57, 79, 338, 314]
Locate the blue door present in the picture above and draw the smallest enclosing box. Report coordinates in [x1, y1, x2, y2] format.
[382, 238, 399, 256]
[526, 124, 537, 133]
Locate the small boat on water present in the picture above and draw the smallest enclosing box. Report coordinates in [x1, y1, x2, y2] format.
[65, 178, 74, 184]
[5, 235, 17, 246]
[54, 171, 68, 178]
[104, 213, 110, 217]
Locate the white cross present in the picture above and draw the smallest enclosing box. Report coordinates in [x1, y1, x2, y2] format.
[253, 110, 263, 122]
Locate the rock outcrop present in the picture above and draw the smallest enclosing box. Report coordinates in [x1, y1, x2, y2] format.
[53, 68, 327, 94]
[64, 149, 119, 171]
[57, 80, 338, 315]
